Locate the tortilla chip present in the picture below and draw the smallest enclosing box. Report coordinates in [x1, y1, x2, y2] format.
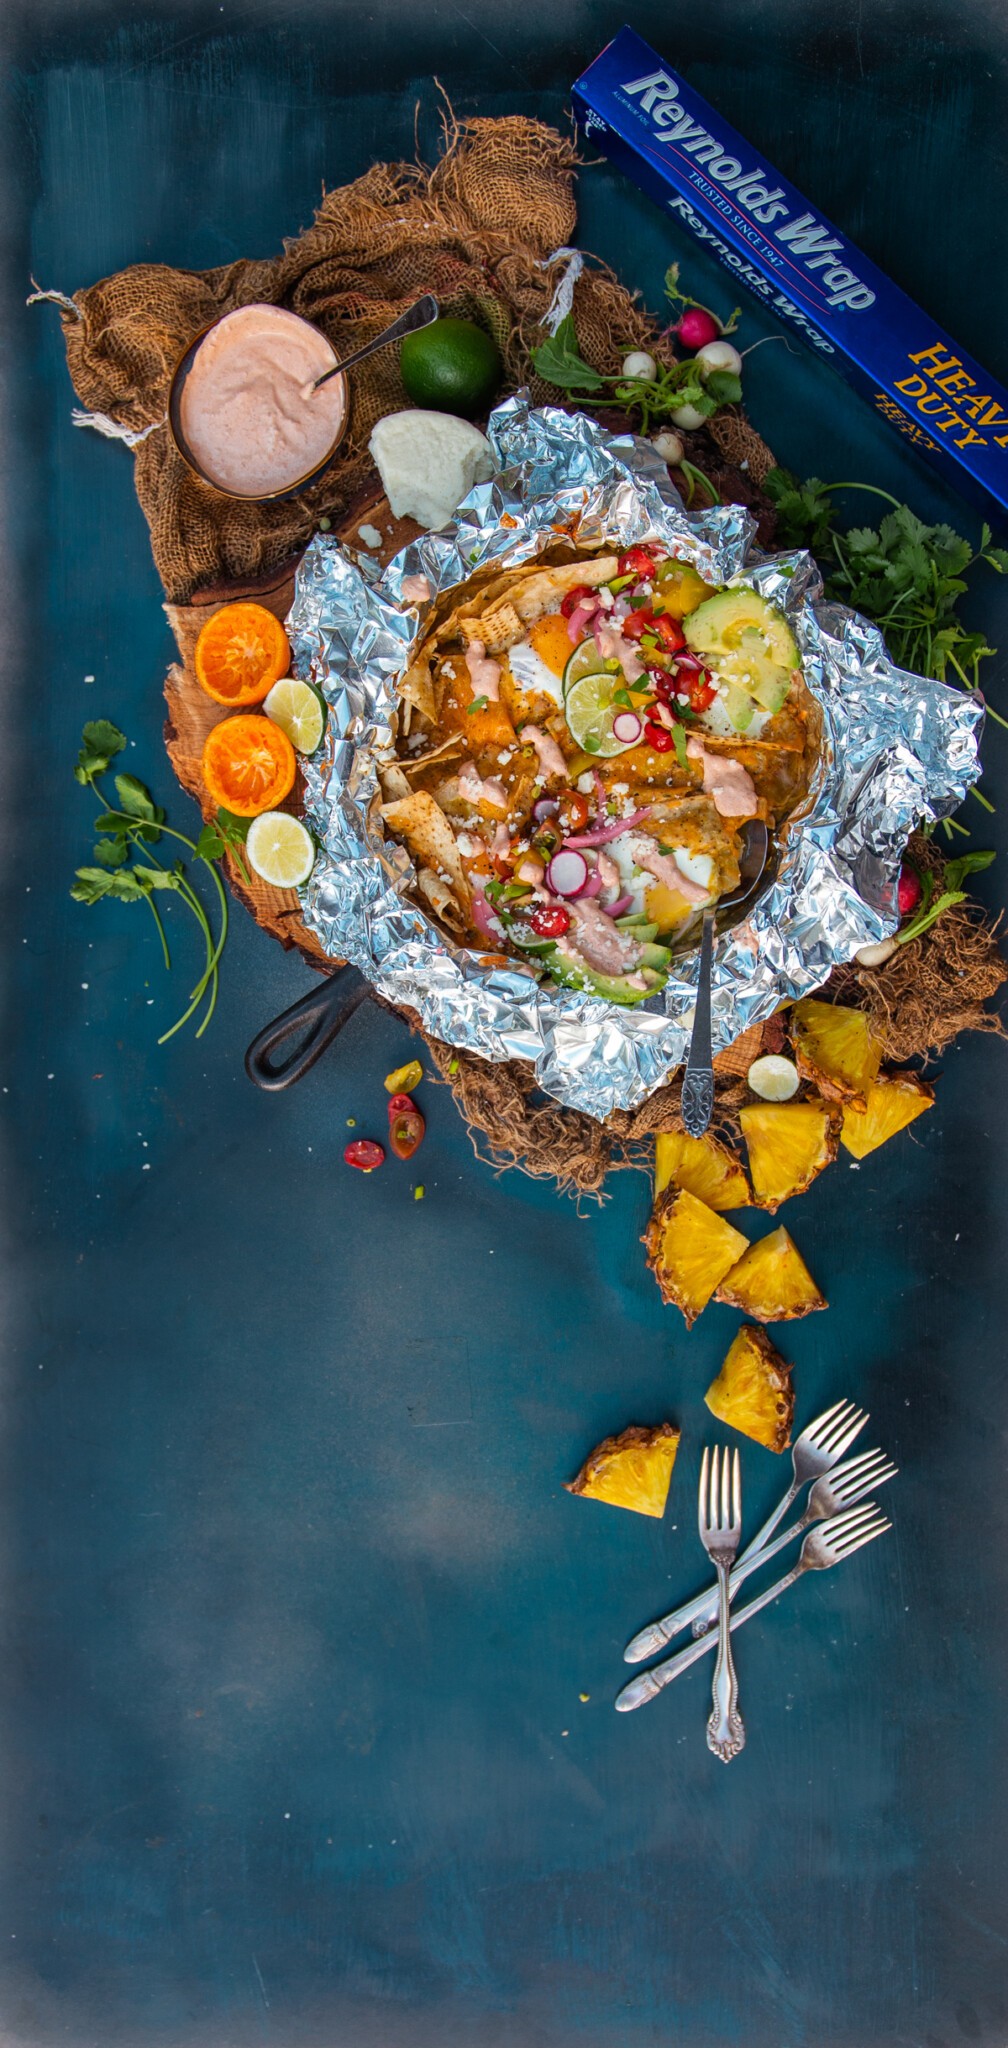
[417, 866, 467, 932]
[401, 733, 466, 776]
[380, 791, 469, 911]
[459, 602, 524, 653]
[378, 761, 412, 802]
[398, 648, 437, 723]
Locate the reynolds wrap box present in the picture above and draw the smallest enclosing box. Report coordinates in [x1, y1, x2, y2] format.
[572, 27, 1008, 527]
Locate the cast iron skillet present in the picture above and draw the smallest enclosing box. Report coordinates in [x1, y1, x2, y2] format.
[244, 965, 372, 1091]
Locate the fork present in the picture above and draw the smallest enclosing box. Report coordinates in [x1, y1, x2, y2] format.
[628, 1446, 895, 1658]
[624, 1399, 868, 1663]
[616, 1502, 891, 1713]
[699, 1446, 745, 1761]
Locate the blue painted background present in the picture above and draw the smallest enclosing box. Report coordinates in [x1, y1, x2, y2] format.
[2, 3, 1007, 2043]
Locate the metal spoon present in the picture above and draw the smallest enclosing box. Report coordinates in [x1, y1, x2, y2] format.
[680, 816, 768, 1138]
[301, 293, 439, 399]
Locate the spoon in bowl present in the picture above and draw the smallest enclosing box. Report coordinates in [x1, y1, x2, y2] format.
[301, 292, 439, 399]
[680, 816, 769, 1139]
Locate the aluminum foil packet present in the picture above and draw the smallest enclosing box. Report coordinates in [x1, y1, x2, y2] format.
[293, 394, 983, 1119]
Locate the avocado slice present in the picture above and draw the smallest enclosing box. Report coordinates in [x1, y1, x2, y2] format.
[723, 680, 755, 731]
[550, 947, 669, 1007]
[684, 587, 799, 671]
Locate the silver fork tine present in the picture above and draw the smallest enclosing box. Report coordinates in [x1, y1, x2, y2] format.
[831, 1456, 897, 1501]
[830, 1446, 890, 1484]
[831, 1514, 891, 1557]
[720, 1445, 729, 1529]
[698, 1446, 710, 1542]
[732, 1448, 741, 1532]
[816, 1404, 867, 1456]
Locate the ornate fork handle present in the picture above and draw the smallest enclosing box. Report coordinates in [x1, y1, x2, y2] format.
[706, 1556, 745, 1761]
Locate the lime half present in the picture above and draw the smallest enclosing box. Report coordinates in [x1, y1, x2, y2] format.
[564, 670, 638, 759]
[263, 678, 327, 754]
[246, 811, 316, 888]
[562, 637, 609, 700]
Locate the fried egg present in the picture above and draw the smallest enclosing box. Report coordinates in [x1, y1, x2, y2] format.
[507, 637, 565, 705]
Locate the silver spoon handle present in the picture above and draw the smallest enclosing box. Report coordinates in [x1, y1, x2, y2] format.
[623, 1498, 810, 1661]
[616, 1560, 806, 1712]
[680, 907, 714, 1137]
[308, 293, 438, 392]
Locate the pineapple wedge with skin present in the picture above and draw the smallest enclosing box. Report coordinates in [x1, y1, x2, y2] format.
[564, 1422, 680, 1518]
[716, 1225, 827, 1322]
[655, 1129, 752, 1210]
[643, 1188, 749, 1328]
[790, 998, 882, 1108]
[705, 1325, 795, 1454]
[740, 1098, 840, 1212]
[840, 1072, 934, 1160]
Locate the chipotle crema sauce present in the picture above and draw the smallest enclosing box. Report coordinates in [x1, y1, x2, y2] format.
[179, 304, 346, 498]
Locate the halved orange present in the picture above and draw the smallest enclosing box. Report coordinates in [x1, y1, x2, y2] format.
[195, 602, 291, 707]
[201, 714, 297, 817]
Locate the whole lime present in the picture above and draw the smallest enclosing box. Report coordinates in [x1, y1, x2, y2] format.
[399, 317, 501, 418]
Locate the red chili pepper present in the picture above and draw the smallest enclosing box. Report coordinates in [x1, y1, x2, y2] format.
[344, 1138, 384, 1171]
[617, 546, 656, 580]
[619, 608, 656, 642]
[644, 720, 676, 753]
[653, 614, 686, 654]
[388, 1107, 425, 1161]
[560, 584, 594, 619]
[530, 905, 571, 938]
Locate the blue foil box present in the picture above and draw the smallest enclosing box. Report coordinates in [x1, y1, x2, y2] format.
[572, 27, 1008, 527]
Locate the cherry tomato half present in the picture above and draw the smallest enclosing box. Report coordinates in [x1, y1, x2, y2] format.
[688, 676, 717, 713]
[644, 720, 676, 753]
[619, 607, 655, 643]
[387, 1092, 416, 1115]
[653, 614, 686, 654]
[389, 1109, 425, 1161]
[560, 584, 594, 619]
[344, 1138, 384, 1171]
[618, 546, 656, 580]
[530, 905, 571, 938]
[556, 788, 590, 835]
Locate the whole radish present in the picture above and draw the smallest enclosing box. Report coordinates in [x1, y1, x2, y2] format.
[676, 307, 720, 351]
[695, 339, 743, 377]
[670, 402, 706, 431]
[621, 349, 658, 381]
[898, 864, 922, 916]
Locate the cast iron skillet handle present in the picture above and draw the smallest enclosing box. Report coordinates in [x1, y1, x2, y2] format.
[244, 966, 370, 1091]
[680, 907, 715, 1138]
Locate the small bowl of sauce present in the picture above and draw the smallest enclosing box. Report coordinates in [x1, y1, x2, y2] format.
[168, 304, 348, 501]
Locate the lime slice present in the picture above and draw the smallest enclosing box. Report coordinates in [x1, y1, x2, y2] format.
[564, 670, 639, 759]
[747, 1054, 800, 1102]
[263, 678, 327, 754]
[562, 637, 608, 700]
[246, 810, 316, 888]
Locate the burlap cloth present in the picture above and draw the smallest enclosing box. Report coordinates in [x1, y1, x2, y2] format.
[49, 111, 1004, 1194]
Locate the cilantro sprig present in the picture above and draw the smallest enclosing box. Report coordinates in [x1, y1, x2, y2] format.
[764, 471, 1008, 698]
[532, 262, 742, 445]
[72, 720, 248, 1043]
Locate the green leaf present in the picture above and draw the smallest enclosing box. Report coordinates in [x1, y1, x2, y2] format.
[944, 848, 996, 889]
[107, 869, 151, 901]
[71, 866, 116, 903]
[671, 723, 688, 770]
[75, 719, 128, 782]
[612, 688, 633, 709]
[702, 369, 742, 405]
[196, 824, 226, 861]
[92, 837, 129, 869]
[582, 732, 601, 754]
[114, 773, 162, 824]
[132, 864, 182, 891]
[531, 315, 605, 393]
[467, 695, 489, 714]
[216, 807, 251, 845]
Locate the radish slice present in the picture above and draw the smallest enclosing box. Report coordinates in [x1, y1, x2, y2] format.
[546, 849, 590, 897]
[471, 890, 503, 940]
[607, 892, 634, 918]
[612, 710, 642, 743]
[532, 796, 559, 822]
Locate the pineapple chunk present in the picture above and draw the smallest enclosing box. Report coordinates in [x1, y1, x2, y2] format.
[790, 998, 882, 1107]
[740, 1099, 840, 1212]
[705, 1325, 795, 1453]
[716, 1225, 827, 1321]
[840, 1072, 934, 1160]
[655, 1128, 752, 1210]
[564, 1421, 680, 1518]
[643, 1188, 749, 1328]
